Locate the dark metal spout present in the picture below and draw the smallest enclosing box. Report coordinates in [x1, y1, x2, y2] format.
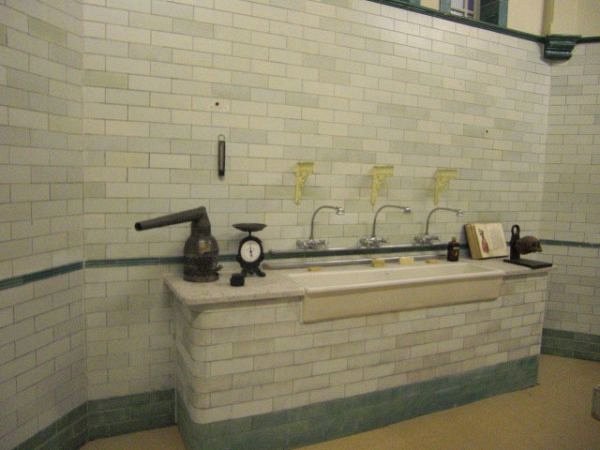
[134, 206, 207, 231]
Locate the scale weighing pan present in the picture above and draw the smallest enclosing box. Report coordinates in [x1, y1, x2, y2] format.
[233, 223, 266, 233]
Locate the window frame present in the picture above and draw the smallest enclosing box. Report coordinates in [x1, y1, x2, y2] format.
[366, 0, 541, 46]
[440, 0, 508, 27]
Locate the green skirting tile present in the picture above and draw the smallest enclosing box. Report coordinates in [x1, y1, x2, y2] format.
[573, 351, 600, 362]
[12, 351, 543, 450]
[15, 426, 59, 450]
[87, 390, 176, 440]
[542, 328, 600, 362]
[178, 355, 539, 450]
[542, 328, 574, 339]
[12, 389, 175, 450]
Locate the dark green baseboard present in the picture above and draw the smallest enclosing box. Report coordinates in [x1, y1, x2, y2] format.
[87, 390, 175, 441]
[12, 404, 88, 450]
[178, 356, 539, 450]
[12, 354, 545, 449]
[12, 389, 175, 450]
[11, 354, 551, 449]
[542, 328, 600, 361]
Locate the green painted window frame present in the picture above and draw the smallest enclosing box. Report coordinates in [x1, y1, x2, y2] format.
[440, 0, 508, 27]
[368, 0, 536, 44]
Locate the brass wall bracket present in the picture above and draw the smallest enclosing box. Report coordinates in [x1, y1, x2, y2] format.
[370, 165, 394, 206]
[433, 169, 458, 205]
[294, 162, 314, 205]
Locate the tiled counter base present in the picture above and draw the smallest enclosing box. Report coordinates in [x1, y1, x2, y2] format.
[166, 266, 548, 450]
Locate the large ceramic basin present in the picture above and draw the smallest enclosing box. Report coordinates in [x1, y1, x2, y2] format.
[287, 261, 504, 322]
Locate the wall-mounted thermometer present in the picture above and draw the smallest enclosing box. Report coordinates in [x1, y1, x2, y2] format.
[218, 134, 226, 178]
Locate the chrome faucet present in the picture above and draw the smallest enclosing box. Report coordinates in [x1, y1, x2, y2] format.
[297, 205, 345, 250]
[359, 204, 411, 248]
[414, 207, 464, 245]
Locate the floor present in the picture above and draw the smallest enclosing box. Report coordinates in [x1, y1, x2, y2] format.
[81, 355, 600, 450]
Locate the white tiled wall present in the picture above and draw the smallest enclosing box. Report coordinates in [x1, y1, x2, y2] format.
[1, 0, 83, 280]
[544, 43, 600, 244]
[0, 0, 85, 448]
[0, 274, 85, 449]
[80, 0, 550, 256]
[543, 244, 600, 335]
[0, 0, 598, 447]
[543, 43, 600, 336]
[84, 264, 176, 400]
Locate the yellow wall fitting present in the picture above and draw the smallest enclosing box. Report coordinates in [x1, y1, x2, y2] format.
[399, 256, 415, 265]
[371, 258, 385, 267]
[433, 169, 458, 205]
[294, 161, 314, 205]
[370, 165, 394, 206]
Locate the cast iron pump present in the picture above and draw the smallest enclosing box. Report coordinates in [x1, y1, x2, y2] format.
[134, 206, 221, 282]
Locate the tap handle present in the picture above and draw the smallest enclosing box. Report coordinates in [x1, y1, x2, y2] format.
[297, 239, 327, 250]
[359, 236, 387, 248]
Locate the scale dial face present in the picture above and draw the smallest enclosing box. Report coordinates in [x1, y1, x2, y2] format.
[234, 225, 266, 277]
[240, 239, 262, 263]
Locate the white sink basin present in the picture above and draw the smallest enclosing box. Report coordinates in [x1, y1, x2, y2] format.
[287, 261, 504, 322]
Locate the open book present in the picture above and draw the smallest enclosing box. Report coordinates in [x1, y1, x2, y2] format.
[464, 223, 508, 259]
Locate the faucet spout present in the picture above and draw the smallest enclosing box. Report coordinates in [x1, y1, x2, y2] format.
[359, 204, 411, 248]
[424, 207, 463, 235]
[415, 207, 464, 245]
[309, 205, 345, 240]
[297, 205, 345, 250]
[371, 204, 411, 238]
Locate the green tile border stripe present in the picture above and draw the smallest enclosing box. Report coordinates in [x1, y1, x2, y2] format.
[0, 262, 83, 291]
[580, 36, 600, 43]
[12, 389, 175, 450]
[541, 328, 600, 362]
[85, 256, 185, 267]
[540, 239, 600, 249]
[1, 239, 597, 292]
[0, 246, 440, 291]
[178, 355, 539, 450]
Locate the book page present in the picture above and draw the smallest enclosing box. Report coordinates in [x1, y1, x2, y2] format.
[465, 223, 508, 259]
[475, 223, 507, 257]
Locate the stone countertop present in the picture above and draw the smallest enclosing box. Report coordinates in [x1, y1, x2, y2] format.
[164, 263, 305, 311]
[165, 257, 551, 311]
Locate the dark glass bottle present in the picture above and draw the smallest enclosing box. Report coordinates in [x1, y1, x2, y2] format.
[447, 237, 460, 262]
